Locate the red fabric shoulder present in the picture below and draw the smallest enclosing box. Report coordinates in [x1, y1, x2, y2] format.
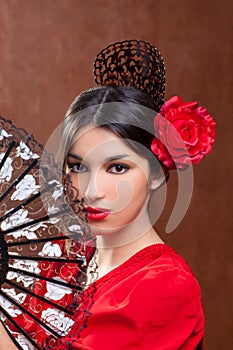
[57, 244, 204, 350]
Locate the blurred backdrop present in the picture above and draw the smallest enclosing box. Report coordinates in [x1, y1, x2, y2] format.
[0, 1, 232, 349]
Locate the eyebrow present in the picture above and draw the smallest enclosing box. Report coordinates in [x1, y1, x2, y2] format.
[105, 154, 130, 162]
[67, 153, 130, 162]
[67, 153, 82, 160]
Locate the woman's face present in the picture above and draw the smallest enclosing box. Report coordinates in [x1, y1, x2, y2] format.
[66, 126, 156, 236]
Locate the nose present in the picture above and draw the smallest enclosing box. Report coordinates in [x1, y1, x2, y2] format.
[83, 172, 104, 204]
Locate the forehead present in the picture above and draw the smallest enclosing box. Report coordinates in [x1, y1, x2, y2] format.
[69, 126, 144, 163]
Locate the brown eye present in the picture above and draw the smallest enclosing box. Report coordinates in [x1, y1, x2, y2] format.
[107, 164, 129, 174]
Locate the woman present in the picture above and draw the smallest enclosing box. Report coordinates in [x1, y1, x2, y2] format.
[0, 40, 215, 349]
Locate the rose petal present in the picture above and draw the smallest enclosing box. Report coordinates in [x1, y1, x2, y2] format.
[151, 96, 216, 170]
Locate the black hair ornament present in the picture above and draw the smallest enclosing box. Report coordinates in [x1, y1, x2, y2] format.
[94, 39, 216, 170]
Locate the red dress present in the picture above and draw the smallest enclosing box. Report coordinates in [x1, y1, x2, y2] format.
[56, 243, 204, 350]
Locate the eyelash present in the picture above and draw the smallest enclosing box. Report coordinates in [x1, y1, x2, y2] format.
[107, 163, 129, 174]
[67, 162, 130, 175]
[67, 163, 87, 173]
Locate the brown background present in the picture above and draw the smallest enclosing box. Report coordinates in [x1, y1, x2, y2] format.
[0, 0, 232, 349]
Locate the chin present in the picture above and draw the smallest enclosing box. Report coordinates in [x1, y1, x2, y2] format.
[88, 223, 127, 236]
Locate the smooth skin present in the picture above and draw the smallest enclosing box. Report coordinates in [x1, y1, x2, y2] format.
[67, 125, 165, 279]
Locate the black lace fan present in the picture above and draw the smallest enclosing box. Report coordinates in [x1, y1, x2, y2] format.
[0, 116, 95, 349]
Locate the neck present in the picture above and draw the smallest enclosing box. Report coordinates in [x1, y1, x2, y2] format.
[95, 220, 164, 272]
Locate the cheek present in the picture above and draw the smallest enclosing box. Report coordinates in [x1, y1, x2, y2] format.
[105, 176, 134, 209]
[111, 172, 149, 211]
[130, 173, 149, 202]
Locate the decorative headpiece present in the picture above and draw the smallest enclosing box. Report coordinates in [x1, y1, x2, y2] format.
[94, 39, 216, 170]
[94, 39, 165, 111]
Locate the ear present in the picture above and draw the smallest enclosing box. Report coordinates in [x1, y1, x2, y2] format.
[149, 168, 168, 191]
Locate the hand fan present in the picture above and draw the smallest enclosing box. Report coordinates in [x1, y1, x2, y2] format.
[0, 116, 95, 349]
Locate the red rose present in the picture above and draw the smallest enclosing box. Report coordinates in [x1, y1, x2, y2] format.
[151, 96, 216, 170]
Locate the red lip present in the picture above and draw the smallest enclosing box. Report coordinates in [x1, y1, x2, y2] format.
[84, 206, 111, 221]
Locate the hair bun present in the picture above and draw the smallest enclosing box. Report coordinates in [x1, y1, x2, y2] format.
[93, 39, 166, 111]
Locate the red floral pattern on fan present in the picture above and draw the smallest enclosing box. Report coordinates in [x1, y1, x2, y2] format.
[2, 240, 96, 349]
[151, 96, 216, 170]
[0, 116, 96, 349]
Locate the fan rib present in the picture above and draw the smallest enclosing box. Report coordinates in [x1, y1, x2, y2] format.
[0, 306, 40, 350]
[0, 141, 16, 170]
[2, 208, 69, 235]
[8, 266, 83, 291]
[6, 235, 70, 247]
[0, 182, 57, 223]
[0, 120, 90, 346]
[8, 254, 84, 264]
[6, 279, 74, 315]
[0, 289, 64, 338]
[0, 158, 38, 203]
